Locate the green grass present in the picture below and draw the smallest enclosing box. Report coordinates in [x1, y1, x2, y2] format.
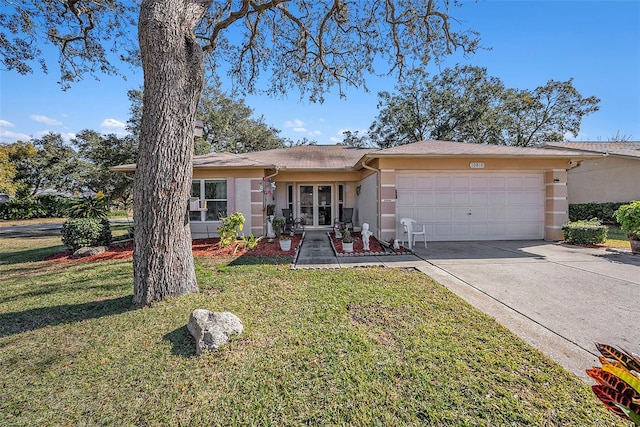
[0, 237, 625, 426]
[605, 225, 631, 249]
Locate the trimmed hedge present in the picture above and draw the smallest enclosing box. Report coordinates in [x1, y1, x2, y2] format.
[0, 195, 74, 220]
[568, 202, 629, 225]
[562, 219, 608, 245]
[61, 218, 112, 250]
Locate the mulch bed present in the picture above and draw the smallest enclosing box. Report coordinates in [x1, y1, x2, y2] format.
[46, 235, 303, 263]
[329, 232, 410, 256]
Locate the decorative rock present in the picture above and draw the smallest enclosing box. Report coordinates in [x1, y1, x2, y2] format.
[72, 246, 108, 258]
[187, 309, 243, 355]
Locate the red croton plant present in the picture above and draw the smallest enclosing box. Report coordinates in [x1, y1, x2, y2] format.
[586, 343, 640, 424]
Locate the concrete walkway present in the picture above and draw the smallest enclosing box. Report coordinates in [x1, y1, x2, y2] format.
[293, 232, 640, 382]
[294, 230, 426, 269]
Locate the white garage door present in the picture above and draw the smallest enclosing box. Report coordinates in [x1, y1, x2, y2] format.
[396, 173, 545, 241]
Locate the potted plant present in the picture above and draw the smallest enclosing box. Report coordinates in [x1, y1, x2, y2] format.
[614, 201, 640, 254]
[342, 226, 354, 252]
[279, 233, 292, 251]
[271, 216, 286, 238]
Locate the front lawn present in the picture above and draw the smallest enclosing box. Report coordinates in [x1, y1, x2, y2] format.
[0, 236, 624, 426]
[605, 225, 632, 249]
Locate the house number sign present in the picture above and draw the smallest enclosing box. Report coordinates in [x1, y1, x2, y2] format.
[469, 162, 485, 169]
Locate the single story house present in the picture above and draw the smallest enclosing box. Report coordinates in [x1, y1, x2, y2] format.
[542, 141, 640, 204]
[113, 140, 597, 242]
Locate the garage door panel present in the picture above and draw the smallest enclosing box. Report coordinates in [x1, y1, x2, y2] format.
[470, 176, 488, 190]
[489, 206, 507, 220]
[506, 176, 525, 189]
[471, 207, 488, 221]
[435, 193, 451, 204]
[415, 209, 435, 222]
[435, 177, 452, 189]
[452, 207, 470, 220]
[397, 172, 544, 241]
[434, 224, 452, 239]
[435, 207, 452, 221]
[470, 223, 489, 237]
[489, 177, 506, 189]
[415, 191, 435, 206]
[397, 176, 414, 189]
[452, 192, 470, 205]
[470, 193, 488, 205]
[415, 176, 435, 189]
[396, 191, 415, 206]
[452, 176, 470, 189]
[451, 224, 470, 237]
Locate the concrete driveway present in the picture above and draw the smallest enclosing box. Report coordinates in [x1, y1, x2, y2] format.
[412, 240, 640, 382]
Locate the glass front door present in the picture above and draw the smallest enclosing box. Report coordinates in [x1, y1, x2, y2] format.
[298, 185, 333, 227]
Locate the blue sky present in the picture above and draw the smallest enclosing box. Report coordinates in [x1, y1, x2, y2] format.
[1, 0, 638, 145]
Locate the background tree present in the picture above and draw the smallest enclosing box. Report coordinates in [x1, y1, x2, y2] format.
[0, 145, 18, 196]
[127, 81, 286, 155]
[500, 79, 600, 146]
[73, 130, 138, 201]
[7, 135, 81, 196]
[2, 0, 479, 307]
[366, 66, 599, 148]
[341, 130, 370, 148]
[197, 82, 285, 153]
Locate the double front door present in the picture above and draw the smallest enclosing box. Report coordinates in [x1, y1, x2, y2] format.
[298, 184, 333, 227]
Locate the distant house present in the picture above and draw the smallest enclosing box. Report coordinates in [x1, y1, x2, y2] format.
[542, 141, 640, 204]
[113, 140, 595, 242]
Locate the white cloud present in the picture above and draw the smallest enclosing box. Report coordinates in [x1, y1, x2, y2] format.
[101, 118, 126, 130]
[30, 114, 62, 126]
[292, 127, 307, 133]
[310, 130, 322, 136]
[0, 119, 15, 128]
[284, 118, 305, 128]
[0, 129, 31, 142]
[100, 118, 128, 137]
[329, 136, 342, 143]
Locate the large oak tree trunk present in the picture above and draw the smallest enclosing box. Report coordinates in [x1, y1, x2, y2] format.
[133, 0, 208, 307]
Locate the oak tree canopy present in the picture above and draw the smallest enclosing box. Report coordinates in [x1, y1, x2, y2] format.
[1, 0, 479, 306]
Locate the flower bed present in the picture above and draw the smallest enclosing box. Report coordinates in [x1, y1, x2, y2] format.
[329, 232, 410, 256]
[46, 235, 302, 263]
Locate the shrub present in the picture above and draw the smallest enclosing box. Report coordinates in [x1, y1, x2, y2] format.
[0, 195, 74, 220]
[68, 193, 109, 220]
[614, 201, 640, 240]
[217, 212, 245, 247]
[61, 218, 112, 250]
[562, 219, 608, 245]
[569, 202, 629, 225]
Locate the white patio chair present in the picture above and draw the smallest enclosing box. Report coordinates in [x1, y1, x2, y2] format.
[400, 218, 427, 250]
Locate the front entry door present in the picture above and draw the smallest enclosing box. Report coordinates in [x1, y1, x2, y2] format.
[299, 185, 332, 227]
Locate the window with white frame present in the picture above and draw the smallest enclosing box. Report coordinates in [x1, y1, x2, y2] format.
[190, 179, 227, 222]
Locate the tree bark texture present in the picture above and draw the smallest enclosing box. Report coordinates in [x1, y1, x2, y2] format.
[133, 0, 208, 306]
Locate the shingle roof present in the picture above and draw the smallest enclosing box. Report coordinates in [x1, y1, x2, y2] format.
[366, 140, 588, 158]
[192, 152, 273, 168]
[542, 141, 640, 159]
[241, 145, 377, 170]
[111, 140, 599, 174]
[109, 152, 274, 172]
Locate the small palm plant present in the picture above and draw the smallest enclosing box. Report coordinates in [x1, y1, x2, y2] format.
[586, 343, 640, 425]
[342, 226, 353, 244]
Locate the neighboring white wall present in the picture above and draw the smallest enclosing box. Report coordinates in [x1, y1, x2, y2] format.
[568, 157, 640, 203]
[357, 173, 379, 236]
